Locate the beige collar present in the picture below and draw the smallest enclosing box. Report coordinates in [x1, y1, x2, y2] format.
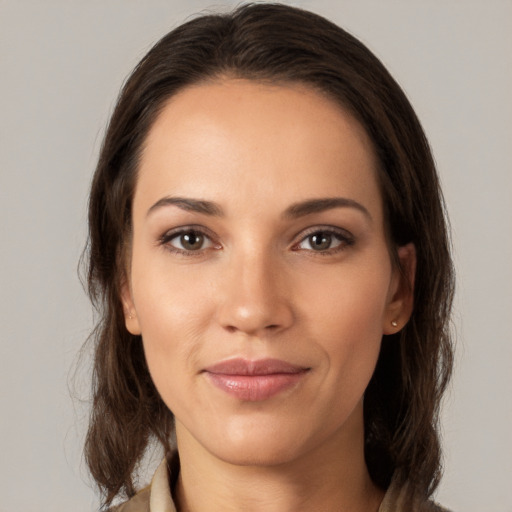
[148, 458, 176, 512]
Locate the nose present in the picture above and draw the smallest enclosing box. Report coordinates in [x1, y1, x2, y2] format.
[216, 250, 294, 337]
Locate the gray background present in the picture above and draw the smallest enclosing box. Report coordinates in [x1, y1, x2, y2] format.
[1, 1, 511, 511]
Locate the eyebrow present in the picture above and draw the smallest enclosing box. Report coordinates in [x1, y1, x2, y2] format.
[147, 195, 371, 220]
[147, 196, 224, 217]
[284, 197, 372, 220]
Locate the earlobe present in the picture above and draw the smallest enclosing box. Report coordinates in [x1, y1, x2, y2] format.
[120, 277, 142, 336]
[383, 243, 416, 335]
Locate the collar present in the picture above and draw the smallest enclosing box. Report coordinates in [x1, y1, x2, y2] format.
[147, 456, 401, 512]
[148, 457, 176, 512]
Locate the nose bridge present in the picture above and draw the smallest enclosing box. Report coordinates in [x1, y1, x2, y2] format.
[217, 243, 293, 335]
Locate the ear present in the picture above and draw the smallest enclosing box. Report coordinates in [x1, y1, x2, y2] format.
[383, 243, 416, 335]
[120, 274, 142, 336]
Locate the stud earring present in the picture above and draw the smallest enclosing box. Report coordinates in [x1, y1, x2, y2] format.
[391, 320, 398, 328]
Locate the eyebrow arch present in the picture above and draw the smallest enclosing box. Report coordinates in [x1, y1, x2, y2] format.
[283, 197, 372, 220]
[147, 196, 224, 217]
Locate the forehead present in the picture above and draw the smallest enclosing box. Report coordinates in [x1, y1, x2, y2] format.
[135, 79, 382, 221]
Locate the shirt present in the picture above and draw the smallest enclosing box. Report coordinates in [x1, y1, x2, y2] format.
[114, 457, 449, 512]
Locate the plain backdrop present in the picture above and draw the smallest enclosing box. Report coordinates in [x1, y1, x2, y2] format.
[1, 1, 511, 511]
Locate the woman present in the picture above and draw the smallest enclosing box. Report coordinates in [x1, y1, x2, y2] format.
[84, 3, 454, 511]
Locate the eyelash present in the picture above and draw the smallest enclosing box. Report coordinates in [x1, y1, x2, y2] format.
[158, 225, 219, 257]
[292, 226, 355, 256]
[158, 225, 355, 257]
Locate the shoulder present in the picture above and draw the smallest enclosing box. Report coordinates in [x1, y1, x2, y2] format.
[110, 486, 151, 512]
[421, 502, 451, 512]
[110, 456, 176, 512]
[380, 493, 451, 512]
[380, 477, 452, 512]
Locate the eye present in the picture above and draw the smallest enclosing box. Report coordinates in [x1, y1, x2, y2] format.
[294, 228, 354, 253]
[161, 228, 217, 254]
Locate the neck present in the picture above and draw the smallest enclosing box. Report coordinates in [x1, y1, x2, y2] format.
[174, 403, 384, 512]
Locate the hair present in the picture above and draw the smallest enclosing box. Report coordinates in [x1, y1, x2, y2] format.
[83, 2, 454, 509]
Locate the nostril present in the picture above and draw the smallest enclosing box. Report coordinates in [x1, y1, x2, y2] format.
[223, 323, 280, 334]
[218, 300, 294, 336]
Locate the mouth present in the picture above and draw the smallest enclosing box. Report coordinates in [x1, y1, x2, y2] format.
[203, 358, 310, 401]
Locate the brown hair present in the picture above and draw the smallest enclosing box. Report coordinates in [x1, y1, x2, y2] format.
[84, 3, 454, 508]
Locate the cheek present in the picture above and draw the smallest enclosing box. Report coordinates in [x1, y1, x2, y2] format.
[130, 254, 214, 389]
[301, 259, 391, 337]
[132, 244, 213, 329]
[299, 260, 391, 382]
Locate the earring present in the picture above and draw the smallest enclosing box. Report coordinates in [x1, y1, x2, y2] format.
[391, 320, 398, 328]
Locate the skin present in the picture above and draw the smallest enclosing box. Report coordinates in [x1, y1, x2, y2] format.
[122, 79, 415, 512]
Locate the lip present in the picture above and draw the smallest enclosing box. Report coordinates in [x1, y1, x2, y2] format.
[203, 358, 310, 401]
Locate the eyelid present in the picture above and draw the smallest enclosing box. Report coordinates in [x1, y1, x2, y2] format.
[291, 225, 355, 252]
[157, 224, 354, 256]
[158, 225, 221, 255]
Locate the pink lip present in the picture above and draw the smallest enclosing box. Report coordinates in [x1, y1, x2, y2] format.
[203, 358, 310, 401]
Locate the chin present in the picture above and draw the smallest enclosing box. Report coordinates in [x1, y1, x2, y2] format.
[214, 441, 304, 468]
[204, 418, 316, 468]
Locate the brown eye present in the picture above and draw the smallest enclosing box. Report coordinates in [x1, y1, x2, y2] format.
[179, 231, 205, 251]
[164, 229, 215, 253]
[295, 229, 353, 253]
[308, 232, 334, 251]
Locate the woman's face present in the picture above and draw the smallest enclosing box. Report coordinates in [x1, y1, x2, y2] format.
[123, 79, 414, 466]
